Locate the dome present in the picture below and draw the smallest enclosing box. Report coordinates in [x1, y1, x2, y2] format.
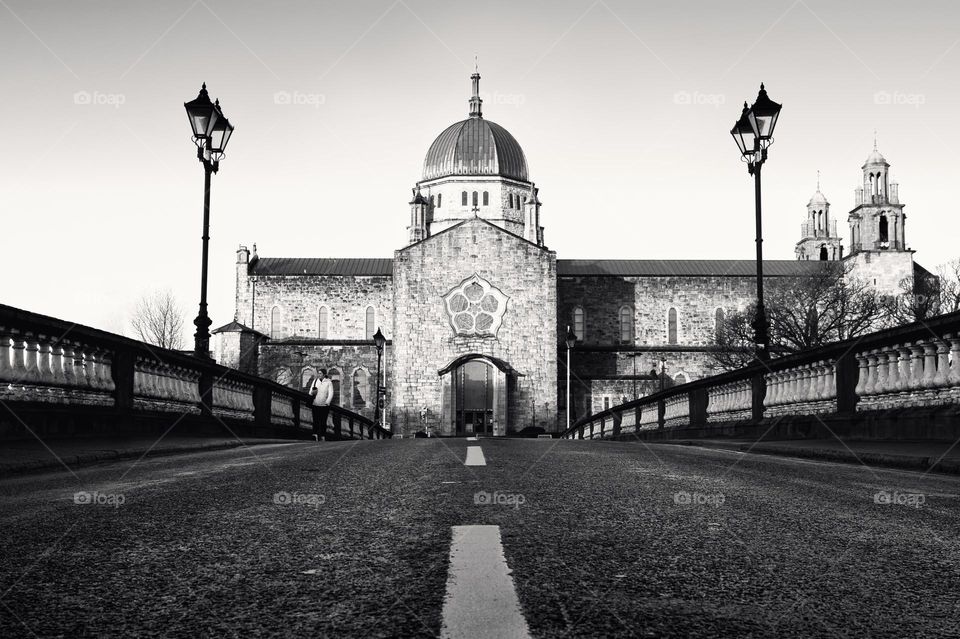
[864, 147, 888, 166]
[421, 73, 528, 182]
[422, 117, 528, 181]
[808, 189, 828, 206]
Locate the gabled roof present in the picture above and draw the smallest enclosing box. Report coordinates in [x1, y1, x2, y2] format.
[555, 259, 828, 277]
[212, 320, 266, 336]
[250, 258, 393, 276]
[398, 215, 549, 254]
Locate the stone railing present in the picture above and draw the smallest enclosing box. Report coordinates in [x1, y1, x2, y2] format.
[563, 310, 960, 441]
[0, 304, 388, 441]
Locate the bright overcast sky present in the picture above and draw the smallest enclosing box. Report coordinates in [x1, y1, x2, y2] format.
[2, 0, 958, 339]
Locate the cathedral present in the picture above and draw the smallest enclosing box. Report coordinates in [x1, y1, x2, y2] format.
[214, 74, 919, 436]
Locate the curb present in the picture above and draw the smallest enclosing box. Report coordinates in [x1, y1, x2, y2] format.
[669, 440, 960, 476]
[0, 439, 299, 478]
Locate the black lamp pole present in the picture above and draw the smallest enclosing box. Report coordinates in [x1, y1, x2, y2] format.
[373, 327, 386, 429]
[564, 325, 577, 430]
[731, 84, 781, 363]
[184, 83, 235, 358]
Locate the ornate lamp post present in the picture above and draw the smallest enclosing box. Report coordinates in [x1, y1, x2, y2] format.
[659, 357, 667, 393]
[184, 83, 235, 358]
[373, 327, 386, 429]
[565, 325, 577, 430]
[731, 83, 781, 363]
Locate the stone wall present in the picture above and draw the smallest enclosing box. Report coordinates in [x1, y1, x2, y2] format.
[392, 218, 557, 434]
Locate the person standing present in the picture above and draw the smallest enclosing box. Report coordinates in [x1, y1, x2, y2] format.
[309, 369, 334, 441]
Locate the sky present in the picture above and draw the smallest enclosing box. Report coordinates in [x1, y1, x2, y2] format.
[2, 0, 959, 342]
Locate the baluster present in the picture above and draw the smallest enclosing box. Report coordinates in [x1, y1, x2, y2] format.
[909, 343, 925, 396]
[823, 361, 836, 400]
[99, 350, 115, 392]
[49, 341, 66, 386]
[854, 354, 867, 397]
[874, 349, 890, 396]
[947, 334, 960, 387]
[0, 329, 11, 398]
[36, 336, 55, 386]
[90, 348, 107, 391]
[73, 344, 92, 390]
[922, 341, 938, 392]
[896, 345, 912, 393]
[23, 333, 42, 384]
[933, 340, 950, 390]
[864, 351, 879, 397]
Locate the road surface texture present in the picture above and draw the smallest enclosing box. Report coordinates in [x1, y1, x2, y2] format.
[1, 438, 958, 637]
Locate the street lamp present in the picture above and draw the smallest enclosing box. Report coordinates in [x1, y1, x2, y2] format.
[731, 83, 781, 362]
[373, 327, 386, 429]
[564, 325, 577, 430]
[184, 83, 235, 358]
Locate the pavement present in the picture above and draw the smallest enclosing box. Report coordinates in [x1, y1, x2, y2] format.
[1, 438, 959, 637]
[0, 435, 297, 476]
[656, 438, 960, 474]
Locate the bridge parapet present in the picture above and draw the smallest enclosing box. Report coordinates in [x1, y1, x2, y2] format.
[0, 303, 388, 441]
[563, 310, 960, 441]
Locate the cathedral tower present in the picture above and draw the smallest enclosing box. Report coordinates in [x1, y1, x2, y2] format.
[796, 175, 842, 261]
[844, 142, 914, 295]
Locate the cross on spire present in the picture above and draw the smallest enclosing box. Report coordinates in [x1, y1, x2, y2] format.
[816, 169, 820, 191]
[469, 67, 482, 118]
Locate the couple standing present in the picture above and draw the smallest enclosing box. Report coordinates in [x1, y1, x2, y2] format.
[309, 369, 334, 441]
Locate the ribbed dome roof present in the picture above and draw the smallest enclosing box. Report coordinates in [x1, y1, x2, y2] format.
[808, 189, 828, 206]
[864, 147, 887, 166]
[422, 117, 528, 181]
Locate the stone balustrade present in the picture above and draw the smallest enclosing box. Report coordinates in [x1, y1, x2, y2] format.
[855, 334, 960, 411]
[270, 392, 296, 427]
[765, 360, 836, 416]
[663, 393, 689, 428]
[133, 357, 202, 414]
[620, 407, 637, 434]
[637, 404, 659, 431]
[211, 378, 256, 421]
[298, 403, 313, 429]
[706, 379, 752, 422]
[0, 329, 114, 406]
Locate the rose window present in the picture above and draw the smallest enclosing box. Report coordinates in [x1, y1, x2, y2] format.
[442, 274, 509, 337]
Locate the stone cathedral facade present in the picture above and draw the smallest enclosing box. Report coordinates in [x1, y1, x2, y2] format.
[215, 75, 920, 436]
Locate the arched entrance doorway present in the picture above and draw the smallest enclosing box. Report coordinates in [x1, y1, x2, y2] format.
[455, 359, 494, 435]
[438, 354, 519, 436]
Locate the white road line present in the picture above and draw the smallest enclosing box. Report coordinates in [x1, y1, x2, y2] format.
[441, 525, 531, 639]
[464, 446, 486, 466]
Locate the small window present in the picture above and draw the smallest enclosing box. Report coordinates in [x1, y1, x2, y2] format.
[508, 194, 514, 208]
[668, 308, 678, 345]
[461, 191, 468, 206]
[482, 191, 489, 206]
[430, 195, 435, 207]
[437, 193, 442, 208]
[270, 306, 285, 339]
[365, 306, 375, 339]
[714, 308, 724, 336]
[318, 306, 329, 338]
[573, 307, 585, 342]
[619, 306, 633, 344]
[472, 191, 478, 207]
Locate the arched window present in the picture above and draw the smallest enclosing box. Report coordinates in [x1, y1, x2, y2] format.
[430, 195, 435, 207]
[352, 368, 370, 408]
[714, 308, 724, 336]
[301, 367, 316, 391]
[318, 306, 329, 338]
[472, 191, 478, 207]
[508, 194, 514, 208]
[573, 306, 585, 342]
[668, 308, 678, 345]
[437, 193, 442, 208]
[328, 368, 342, 405]
[819, 245, 828, 261]
[365, 306, 375, 338]
[270, 306, 285, 339]
[461, 191, 468, 206]
[618, 306, 633, 344]
[482, 191, 489, 206]
[879, 214, 889, 243]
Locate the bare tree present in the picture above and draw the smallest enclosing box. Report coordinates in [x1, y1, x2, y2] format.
[892, 259, 960, 323]
[711, 262, 892, 371]
[130, 290, 186, 350]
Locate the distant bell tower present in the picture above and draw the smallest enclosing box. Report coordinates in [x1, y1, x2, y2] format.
[795, 173, 842, 261]
[408, 186, 429, 243]
[848, 141, 906, 254]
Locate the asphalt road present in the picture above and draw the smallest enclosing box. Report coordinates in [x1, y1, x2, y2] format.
[1, 438, 958, 637]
